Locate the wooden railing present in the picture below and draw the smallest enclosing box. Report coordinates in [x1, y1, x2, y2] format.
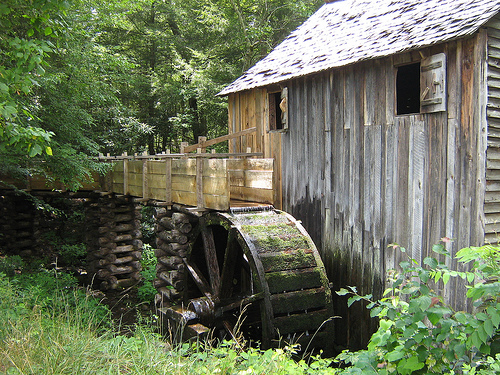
[1, 128, 274, 211]
[98, 150, 273, 211]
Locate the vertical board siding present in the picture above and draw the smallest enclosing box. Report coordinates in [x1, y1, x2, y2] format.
[227, 34, 488, 349]
[281, 37, 487, 349]
[486, 17, 500, 244]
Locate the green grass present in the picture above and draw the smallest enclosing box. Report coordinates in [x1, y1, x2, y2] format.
[0, 261, 337, 374]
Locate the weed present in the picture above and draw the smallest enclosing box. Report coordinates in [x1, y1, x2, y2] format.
[138, 244, 157, 303]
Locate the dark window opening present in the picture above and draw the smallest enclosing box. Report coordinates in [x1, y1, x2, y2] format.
[269, 92, 283, 130]
[396, 63, 420, 115]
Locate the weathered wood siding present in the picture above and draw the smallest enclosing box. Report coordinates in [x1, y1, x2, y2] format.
[228, 90, 282, 208]
[279, 33, 488, 349]
[486, 16, 500, 244]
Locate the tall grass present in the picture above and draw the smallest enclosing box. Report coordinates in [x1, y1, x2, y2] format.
[0, 268, 336, 374]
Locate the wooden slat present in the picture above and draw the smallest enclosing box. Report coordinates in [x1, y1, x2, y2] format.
[270, 287, 328, 315]
[266, 268, 324, 294]
[273, 309, 330, 335]
[230, 186, 273, 204]
[183, 127, 257, 153]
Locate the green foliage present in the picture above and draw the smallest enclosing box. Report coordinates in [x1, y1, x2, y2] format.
[0, 255, 24, 277]
[138, 244, 157, 303]
[336, 243, 500, 374]
[0, 0, 68, 157]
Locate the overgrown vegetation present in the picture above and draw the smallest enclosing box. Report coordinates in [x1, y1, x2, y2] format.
[4, 239, 500, 373]
[0, 254, 335, 374]
[336, 242, 500, 374]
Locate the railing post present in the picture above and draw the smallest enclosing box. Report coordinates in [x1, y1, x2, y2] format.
[180, 142, 188, 154]
[123, 152, 129, 195]
[165, 149, 172, 205]
[142, 151, 148, 200]
[198, 136, 207, 153]
[196, 148, 204, 209]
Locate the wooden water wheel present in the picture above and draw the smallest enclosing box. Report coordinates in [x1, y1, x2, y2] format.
[158, 207, 334, 351]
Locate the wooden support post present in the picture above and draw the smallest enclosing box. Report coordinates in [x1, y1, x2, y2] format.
[165, 149, 172, 205]
[196, 149, 204, 209]
[123, 152, 129, 195]
[180, 142, 188, 154]
[142, 151, 148, 200]
[198, 136, 207, 153]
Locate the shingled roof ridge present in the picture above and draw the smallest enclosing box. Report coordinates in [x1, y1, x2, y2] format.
[219, 0, 500, 96]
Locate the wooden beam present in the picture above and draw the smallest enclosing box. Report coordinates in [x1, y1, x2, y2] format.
[183, 127, 257, 153]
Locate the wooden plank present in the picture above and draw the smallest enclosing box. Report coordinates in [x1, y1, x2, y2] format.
[172, 175, 196, 192]
[273, 309, 329, 335]
[202, 194, 229, 211]
[486, 181, 500, 191]
[128, 160, 143, 174]
[485, 213, 500, 225]
[172, 159, 197, 175]
[229, 186, 273, 204]
[202, 177, 229, 195]
[485, 191, 500, 203]
[484, 202, 500, 213]
[270, 287, 328, 315]
[265, 268, 324, 294]
[202, 159, 227, 178]
[183, 127, 257, 153]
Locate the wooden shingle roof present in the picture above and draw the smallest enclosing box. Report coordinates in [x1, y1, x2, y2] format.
[219, 0, 500, 96]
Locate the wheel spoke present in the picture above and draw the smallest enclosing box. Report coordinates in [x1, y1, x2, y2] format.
[183, 258, 212, 298]
[219, 229, 239, 299]
[199, 218, 221, 295]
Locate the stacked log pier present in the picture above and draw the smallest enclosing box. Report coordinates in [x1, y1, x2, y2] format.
[86, 196, 143, 291]
[0, 194, 36, 256]
[153, 207, 195, 309]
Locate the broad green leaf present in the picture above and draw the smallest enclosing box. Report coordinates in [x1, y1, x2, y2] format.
[45, 146, 53, 155]
[488, 306, 500, 327]
[484, 318, 495, 338]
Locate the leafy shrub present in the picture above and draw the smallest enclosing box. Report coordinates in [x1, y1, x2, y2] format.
[336, 242, 500, 374]
[58, 243, 87, 265]
[0, 255, 24, 276]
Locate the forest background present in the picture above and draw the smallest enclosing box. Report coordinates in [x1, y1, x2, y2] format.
[0, 0, 323, 189]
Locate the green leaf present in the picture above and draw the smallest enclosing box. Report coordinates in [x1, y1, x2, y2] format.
[488, 306, 500, 327]
[484, 318, 495, 338]
[337, 288, 350, 296]
[432, 243, 448, 255]
[443, 272, 450, 285]
[44, 27, 52, 36]
[45, 146, 53, 156]
[347, 295, 362, 307]
[433, 270, 442, 283]
[424, 257, 438, 268]
[467, 273, 475, 283]
[386, 347, 404, 362]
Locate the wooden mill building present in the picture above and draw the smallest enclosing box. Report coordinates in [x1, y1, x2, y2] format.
[218, 0, 500, 348]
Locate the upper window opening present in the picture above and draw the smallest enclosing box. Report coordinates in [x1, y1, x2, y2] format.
[396, 63, 420, 115]
[268, 87, 288, 132]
